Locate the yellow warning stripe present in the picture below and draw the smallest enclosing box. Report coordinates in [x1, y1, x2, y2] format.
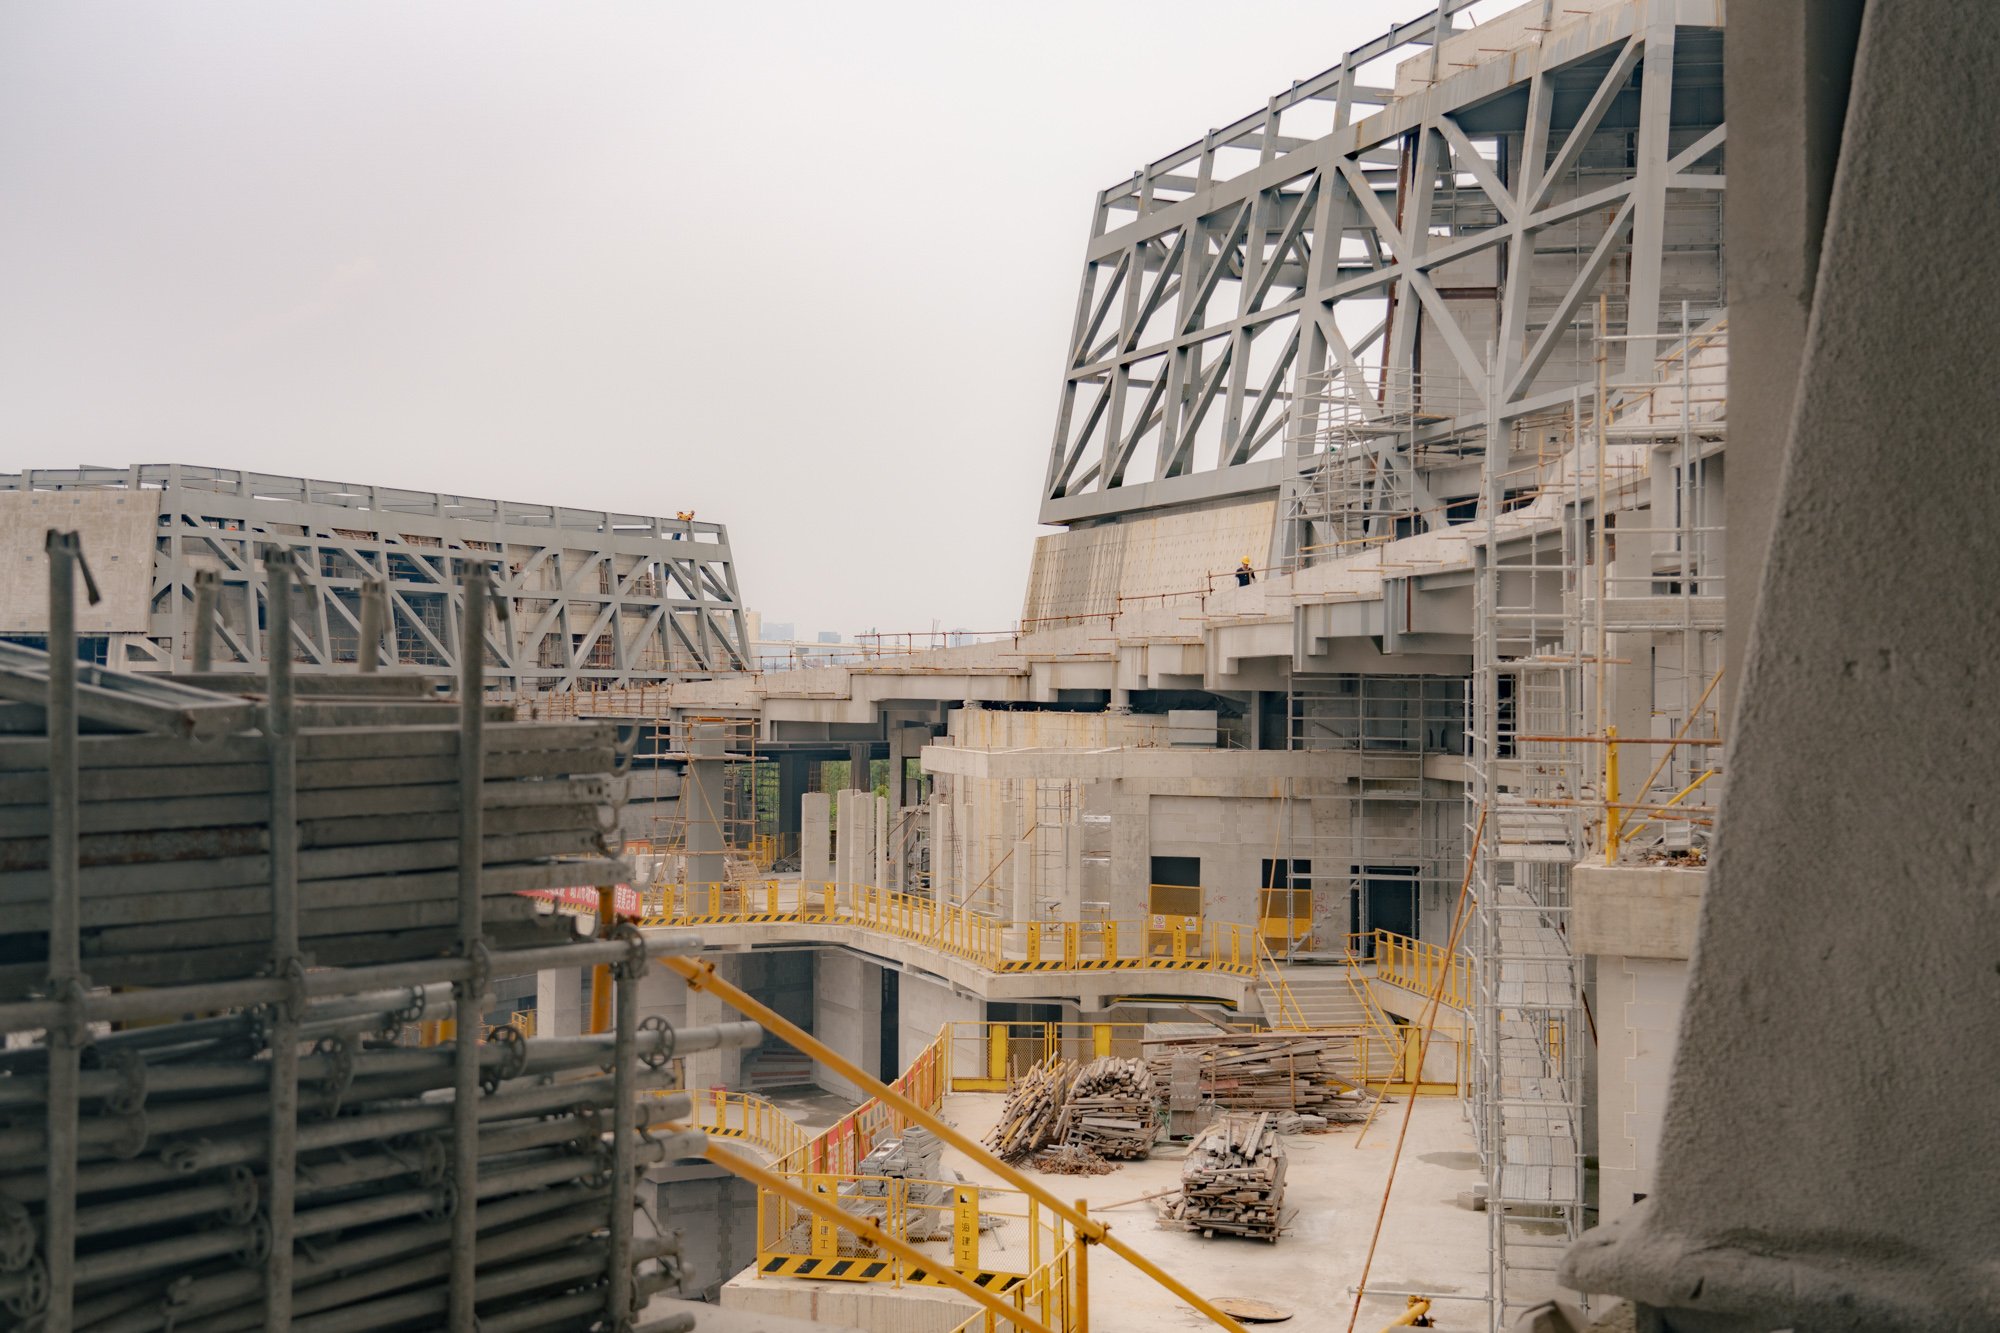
[757, 1254, 1024, 1289]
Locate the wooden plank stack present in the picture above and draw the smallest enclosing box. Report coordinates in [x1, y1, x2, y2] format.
[1144, 1032, 1369, 1123]
[1056, 1056, 1158, 1160]
[1162, 1113, 1287, 1242]
[983, 1057, 1076, 1162]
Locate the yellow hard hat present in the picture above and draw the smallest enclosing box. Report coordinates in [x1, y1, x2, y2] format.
[1240, 556, 1253, 565]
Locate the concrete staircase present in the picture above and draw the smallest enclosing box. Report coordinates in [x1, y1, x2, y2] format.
[1257, 964, 1371, 1029]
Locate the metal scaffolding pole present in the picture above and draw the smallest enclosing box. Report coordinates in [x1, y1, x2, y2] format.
[449, 567, 488, 1332]
[264, 549, 304, 1328]
[43, 531, 93, 1333]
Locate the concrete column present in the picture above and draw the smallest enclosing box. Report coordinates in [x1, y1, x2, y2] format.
[847, 742, 872, 794]
[875, 793, 891, 896]
[896, 972, 980, 1079]
[812, 952, 882, 1100]
[1061, 797, 1083, 918]
[800, 792, 831, 891]
[635, 954, 739, 1090]
[1010, 793, 1034, 940]
[931, 794, 954, 902]
[684, 722, 727, 892]
[535, 967, 584, 1039]
[776, 751, 810, 856]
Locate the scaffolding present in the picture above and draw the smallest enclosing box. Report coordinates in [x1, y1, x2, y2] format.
[1287, 367, 1483, 564]
[1288, 674, 1467, 957]
[1462, 306, 1729, 1325]
[1467, 387, 1591, 1323]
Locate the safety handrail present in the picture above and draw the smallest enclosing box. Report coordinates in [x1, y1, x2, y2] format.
[634, 880, 1260, 978]
[1256, 935, 1315, 1030]
[1370, 929, 1471, 1010]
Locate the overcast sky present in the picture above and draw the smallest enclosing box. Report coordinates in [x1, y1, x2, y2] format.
[1, 1, 1431, 638]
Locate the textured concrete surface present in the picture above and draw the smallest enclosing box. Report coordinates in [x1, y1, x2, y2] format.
[1719, 0, 1863, 714]
[1567, 4, 2000, 1326]
[1571, 864, 1704, 960]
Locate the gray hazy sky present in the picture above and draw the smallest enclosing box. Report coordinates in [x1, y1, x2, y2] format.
[1, 1, 1426, 637]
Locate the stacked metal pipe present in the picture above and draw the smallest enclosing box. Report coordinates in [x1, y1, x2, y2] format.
[2, 542, 745, 1332]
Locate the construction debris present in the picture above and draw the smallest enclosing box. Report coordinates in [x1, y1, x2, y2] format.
[1056, 1056, 1158, 1159]
[1162, 1113, 1288, 1242]
[1027, 1144, 1116, 1176]
[1144, 1032, 1370, 1123]
[983, 1057, 1076, 1162]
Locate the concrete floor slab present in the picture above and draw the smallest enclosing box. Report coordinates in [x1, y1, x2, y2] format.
[722, 1091, 1489, 1332]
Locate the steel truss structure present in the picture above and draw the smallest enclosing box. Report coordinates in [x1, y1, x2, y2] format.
[1, 465, 751, 689]
[1040, 0, 1723, 557]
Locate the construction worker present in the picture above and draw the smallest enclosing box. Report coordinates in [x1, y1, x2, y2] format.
[672, 509, 694, 539]
[1235, 557, 1256, 587]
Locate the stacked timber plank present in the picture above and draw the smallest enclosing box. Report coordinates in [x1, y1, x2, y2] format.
[1162, 1114, 1287, 1242]
[0, 674, 624, 996]
[1144, 1032, 1369, 1123]
[1055, 1057, 1158, 1159]
[983, 1057, 1076, 1162]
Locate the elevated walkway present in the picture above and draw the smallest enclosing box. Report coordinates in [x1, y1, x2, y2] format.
[636, 881, 1262, 1010]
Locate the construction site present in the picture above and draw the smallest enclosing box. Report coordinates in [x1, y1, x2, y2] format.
[2, 0, 1995, 1331]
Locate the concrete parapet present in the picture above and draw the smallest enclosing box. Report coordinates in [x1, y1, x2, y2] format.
[1571, 863, 1704, 961]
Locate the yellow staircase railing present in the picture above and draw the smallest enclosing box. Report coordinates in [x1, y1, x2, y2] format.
[1370, 929, 1471, 1009]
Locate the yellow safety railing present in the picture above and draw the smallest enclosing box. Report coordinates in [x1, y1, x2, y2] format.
[1370, 929, 1471, 1010]
[689, 1088, 812, 1164]
[635, 881, 1260, 979]
[663, 955, 1255, 1333]
[1256, 935, 1314, 1030]
[949, 1226, 1088, 1333]
[755, 1171, 1064, 1292]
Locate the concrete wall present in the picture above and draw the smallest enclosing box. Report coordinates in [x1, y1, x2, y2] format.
[652, 1159, 759, 1301]
[801, 792, 831, 887]
[0, 489, 157, 633]
[638, 952, 742, 1090]
[895, 970, 980, 1077]
[1594, 955, 1690, 1228]
[813, 951, 882, 1100]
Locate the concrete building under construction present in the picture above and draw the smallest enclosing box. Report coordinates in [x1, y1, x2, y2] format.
[3, 1, 1995, 1332]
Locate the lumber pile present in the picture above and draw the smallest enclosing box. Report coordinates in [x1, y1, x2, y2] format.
[0, 672, 626, 997]
[1028, 1144, 1114, 1176]
[1056, 1057, 1158, 1160]
[1162, 1113, 1287, 1242]
[1144, 1032, 1369, 1123]
[983, 1057, 1076, 1162]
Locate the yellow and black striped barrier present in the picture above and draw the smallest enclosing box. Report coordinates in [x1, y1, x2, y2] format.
[756, 1254, 1025, 1290]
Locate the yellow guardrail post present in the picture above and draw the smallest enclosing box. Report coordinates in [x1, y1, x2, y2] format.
[809, 1175, 838, 1259]
[1074, 1202, 1090, 1333]
[954, 1184, 980, 1271]
[1063, 922, 1078, 969]
[988, 1025, 1008, 1085]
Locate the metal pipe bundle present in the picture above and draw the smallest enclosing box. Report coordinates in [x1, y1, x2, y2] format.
[2, 547, 746, 1332]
